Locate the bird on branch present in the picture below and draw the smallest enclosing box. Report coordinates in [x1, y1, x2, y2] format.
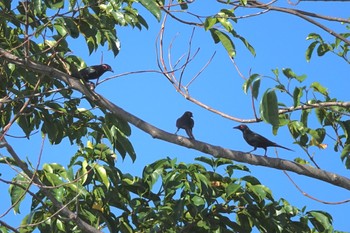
[175, 111, 195, 140]
[234, 124, 293, 156]
[72, 64, 113, 89]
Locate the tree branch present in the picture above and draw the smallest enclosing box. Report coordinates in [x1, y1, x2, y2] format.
[1, 48, 350, 191]
[0, 49, 102, 233]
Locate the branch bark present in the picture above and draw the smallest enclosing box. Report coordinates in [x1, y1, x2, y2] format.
[1, 48, 350, 191]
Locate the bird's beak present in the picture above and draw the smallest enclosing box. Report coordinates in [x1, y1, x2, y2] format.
[233, 126, 239, 129]
[110, 69, 114, 73]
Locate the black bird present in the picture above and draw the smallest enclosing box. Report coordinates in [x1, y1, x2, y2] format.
[234, 124, 293, 156]
[72, 64, 113, 88]
[175, 111, 195, 139]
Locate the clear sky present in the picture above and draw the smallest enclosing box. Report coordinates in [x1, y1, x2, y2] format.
[1, 0, 349, 232]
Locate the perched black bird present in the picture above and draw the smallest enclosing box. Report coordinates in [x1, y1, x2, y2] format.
[72, 64, 113, 88]
[234, 124, 293, 156]
[175, 111, 195, 139]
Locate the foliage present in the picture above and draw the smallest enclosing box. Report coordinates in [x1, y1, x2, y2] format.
[7, 156, 333, 232]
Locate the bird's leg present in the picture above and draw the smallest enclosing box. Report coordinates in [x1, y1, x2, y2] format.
[264, 149, 267, 156]
[174, 128, 180, 135]
[248, 148, 257, 154]
[87, 81, 95, 91]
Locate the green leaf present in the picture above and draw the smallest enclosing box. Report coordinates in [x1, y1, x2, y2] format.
[293, 87, 303, 107]
[252, 78, 261, 100]
[104, 30, 120, 57]
[63, 17, 79, 38]
[191, 195, 205, 207]
[233, 32, 256, 57]
[242, 73, 259, 94]
[294, 157, 310, 165]
[95, 164, 110, 189]
[341, 144, 350, 162]
[209, 28, 235, 57]
[217, 12, 233, 32]
[288, 121, 305, 139]
[260, 89, 279, 128]
[9, 173, 29, 214]
[315, 108, 327, 126]
[33, 0, 44, 15]
[226, 183, 241, 197]
[45, 0, 64, 9]
[310, 82, 328, 96]
[282, 68, 295, 79]
[306, 33, 322, 41]
[306, 41, 318, 62]
[317, 43, 332, 56]
[204, 17, 217, 30]
[247, 183, 269, 201]
[308, 211, 333, 232]
[139, 0, 161, 21]
[195, 156, 215, 167]
[179, 0, 188, 10]
[56, 219, 65, 232]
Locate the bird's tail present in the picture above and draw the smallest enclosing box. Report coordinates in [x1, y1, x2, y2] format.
[185, 129, 195, 140]
[275, 144, 294, 152]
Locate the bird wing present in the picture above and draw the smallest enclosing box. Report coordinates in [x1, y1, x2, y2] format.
[244, 132, 274, 148]
[247, 132, 292, 151]
[189, 118, 194, 128]
[80, 66, 98, 80]
[176, 118, 182, 128]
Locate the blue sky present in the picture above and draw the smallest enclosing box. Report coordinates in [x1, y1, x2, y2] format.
[1, 1, 349, 232]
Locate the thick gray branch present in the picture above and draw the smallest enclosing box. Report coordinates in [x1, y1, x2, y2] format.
[1, 48, 350, 193]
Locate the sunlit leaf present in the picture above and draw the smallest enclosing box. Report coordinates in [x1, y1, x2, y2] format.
[204, 17, 217, 30]
[95, 164, 110, 189]
[139, 0, 161, 21]
[209, 28, 236, 57]
[310, 82, 328, 96]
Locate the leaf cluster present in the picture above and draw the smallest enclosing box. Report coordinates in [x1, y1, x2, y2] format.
[4, 157, 334, 232]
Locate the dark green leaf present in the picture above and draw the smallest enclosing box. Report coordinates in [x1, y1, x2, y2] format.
[341, 144, 350, 162]
[306, 41, 318, 62]
[242, 73, 259, 94]
[282, 68, 295, 79]
[252, 78, 261, 100]
[317, 43, 332, 56]
[45, 0, 64, 9]
[195, 156, 215, 167]
[260, 89, 279, 128]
